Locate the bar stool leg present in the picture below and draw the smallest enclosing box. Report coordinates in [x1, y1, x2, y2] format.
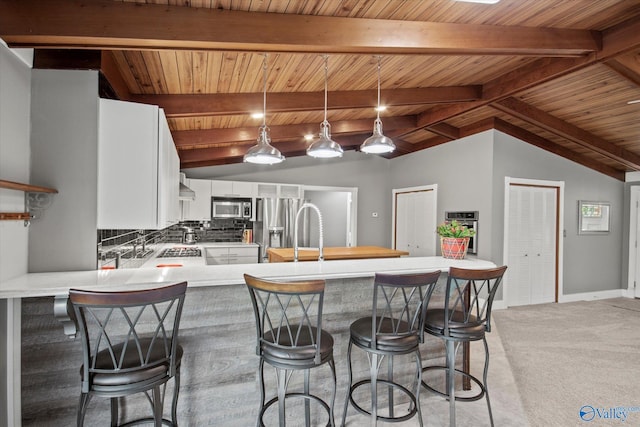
[110, 397, 118, 426]
[171, 368, 181, 426]
[387, 356, 394, 420]
[413, 350, 424, 427]
[304, 369, 311, 427]
[483, 338, 494, 427]
[447, 340, 456, 427]
[329, 358, 337, 427]
[370, 353, 379, 427]
[152, 386, 163, 427]
[342, 342, 354, 427]
[257, 359, 266, 427]
[276, 368, 287, 427]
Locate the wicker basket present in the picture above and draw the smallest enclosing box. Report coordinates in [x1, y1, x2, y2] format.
[440, 237, 470, 259]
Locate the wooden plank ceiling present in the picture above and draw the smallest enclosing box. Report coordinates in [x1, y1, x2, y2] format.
[2, 0, 640, 180]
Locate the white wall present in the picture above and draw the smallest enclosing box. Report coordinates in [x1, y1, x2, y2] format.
[389, 132, 495, 257]
[0, 42, 32, 427]
[492, 130, 624, 294]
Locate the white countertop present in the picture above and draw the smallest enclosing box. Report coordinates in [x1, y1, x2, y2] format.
[0, 256, 496, 299]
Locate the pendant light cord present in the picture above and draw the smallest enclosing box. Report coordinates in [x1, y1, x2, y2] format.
[376, 56, 381, 121]
[323, 55, 329, 124]
[262, 53, 268, 128]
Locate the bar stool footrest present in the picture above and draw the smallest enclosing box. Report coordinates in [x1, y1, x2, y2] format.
[348, 378, 419, 423]
[119, 418, 175, 427]
[260, 392, 333, 427]
[421, 365, 485, 402]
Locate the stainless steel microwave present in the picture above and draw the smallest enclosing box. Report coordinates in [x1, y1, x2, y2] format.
[212, 197, 252, 219]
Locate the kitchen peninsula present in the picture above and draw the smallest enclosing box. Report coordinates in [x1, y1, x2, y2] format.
[8, 256, 497, 425]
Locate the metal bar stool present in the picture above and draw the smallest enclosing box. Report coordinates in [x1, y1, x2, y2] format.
[69, 281, 188, 427]
[244, 274, 337, 427]
[342, 271, 441, 427]
[421, 266, 507, 427]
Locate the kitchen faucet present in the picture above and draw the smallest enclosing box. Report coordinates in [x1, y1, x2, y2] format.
[293, 202, 324, 262]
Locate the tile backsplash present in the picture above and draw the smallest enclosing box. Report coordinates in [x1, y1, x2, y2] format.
[97, 219, 253, 269]
[97, 228, 166, 270]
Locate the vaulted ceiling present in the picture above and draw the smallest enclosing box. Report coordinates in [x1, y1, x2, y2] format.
[2, 0, 640, 180]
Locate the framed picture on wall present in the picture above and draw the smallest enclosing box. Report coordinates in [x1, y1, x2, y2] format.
[578, 200, 610, 235]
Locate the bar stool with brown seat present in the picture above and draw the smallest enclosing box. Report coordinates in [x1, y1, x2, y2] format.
[341, 271, 441, 427]
[244, 274, 337, 427]
[421, 266, 507, 427]
[69, 281, 188, 427]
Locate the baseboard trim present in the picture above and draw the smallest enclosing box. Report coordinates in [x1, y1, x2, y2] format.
[558, 289, 624, 303]
[494, 289, 630, 309]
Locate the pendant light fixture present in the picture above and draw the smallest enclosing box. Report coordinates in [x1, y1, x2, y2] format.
[307, 55, 344, 159]
[244, 54, 284, 165]
[360, 56, 395, 154]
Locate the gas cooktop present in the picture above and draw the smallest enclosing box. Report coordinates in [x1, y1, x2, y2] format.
[158, 247, 202, 258]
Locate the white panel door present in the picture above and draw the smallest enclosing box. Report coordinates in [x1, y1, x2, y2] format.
[507, 184, 557, 306]
[393, 186, 437, 257]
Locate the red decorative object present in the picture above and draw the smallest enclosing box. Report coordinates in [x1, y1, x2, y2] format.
[440, 237, 470, 259]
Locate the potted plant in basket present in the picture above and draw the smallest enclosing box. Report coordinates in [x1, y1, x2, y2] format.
[437, 220, 476, 259]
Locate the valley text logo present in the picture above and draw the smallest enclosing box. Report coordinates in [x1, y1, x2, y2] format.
[579, 405, 640, 422]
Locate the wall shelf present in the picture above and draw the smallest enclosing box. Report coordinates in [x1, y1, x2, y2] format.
[0, 179, 58, 224]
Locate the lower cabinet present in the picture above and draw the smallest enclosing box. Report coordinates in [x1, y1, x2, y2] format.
[205, 245, 259, 265]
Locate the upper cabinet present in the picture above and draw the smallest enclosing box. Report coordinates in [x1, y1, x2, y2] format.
[158, 109, 181, 226]
[97, 99, 179, 229]
[211, 180, 254, 198]
[182, 178, 212, 221]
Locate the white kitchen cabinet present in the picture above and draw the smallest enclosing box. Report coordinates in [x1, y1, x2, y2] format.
[181, 178, 212, 221]
[158, 109, 180, 226]
[204, 245, 259, 264]
[279, 184, 301, 199]
[255, 182, 300, 199]
[97, 99, 179, 229]
[211, 180, 254, 198]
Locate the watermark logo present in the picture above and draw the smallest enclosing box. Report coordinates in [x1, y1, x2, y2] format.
[579, 405, 640, 422]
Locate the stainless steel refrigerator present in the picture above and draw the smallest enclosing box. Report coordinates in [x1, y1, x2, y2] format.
[253, 198, 310, 262]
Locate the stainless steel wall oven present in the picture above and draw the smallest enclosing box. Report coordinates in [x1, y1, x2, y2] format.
[445, 211, 478, 254]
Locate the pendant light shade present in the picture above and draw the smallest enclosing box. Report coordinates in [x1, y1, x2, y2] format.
[244, 125, 284, 164]
[244, 54, 284, 165]
[361, 56, 395, 154]
[307, 56, 343, 159]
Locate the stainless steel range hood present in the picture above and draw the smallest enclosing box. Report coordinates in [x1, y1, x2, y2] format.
[179, 181, 196, 201]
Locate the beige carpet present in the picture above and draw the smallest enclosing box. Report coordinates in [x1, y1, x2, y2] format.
[492, 298, 640, 427]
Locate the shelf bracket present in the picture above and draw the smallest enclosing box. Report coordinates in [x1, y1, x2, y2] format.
[24, 191, 55, 226]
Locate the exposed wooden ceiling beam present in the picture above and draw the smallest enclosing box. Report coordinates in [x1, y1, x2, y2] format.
[0, 0, 600, 56]
[606, 51, 640, 88]
[492, 118, 625, 181]
[425, 123, 460, 139]
[411, 16, 640, 130]
[131, 86, 481, 118]
[492, 97, 640, 171]
[173, 116, 417, 148]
